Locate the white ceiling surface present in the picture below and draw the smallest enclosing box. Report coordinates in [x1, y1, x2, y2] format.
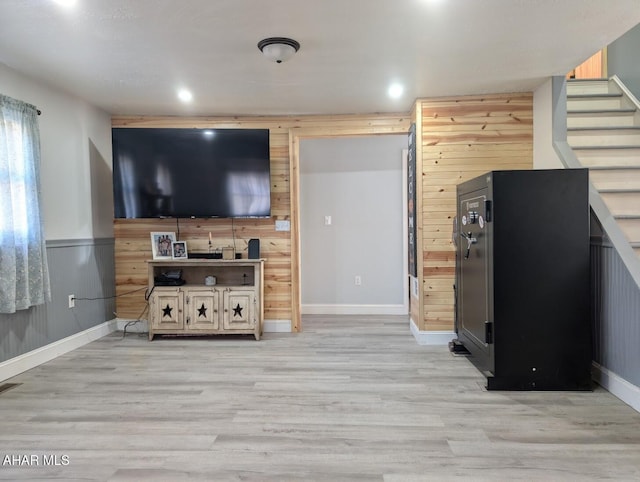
[1, 0, 640, 116]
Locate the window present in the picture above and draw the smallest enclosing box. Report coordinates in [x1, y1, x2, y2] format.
[0, 94, 50, 313]
[0, 119, 29, 235]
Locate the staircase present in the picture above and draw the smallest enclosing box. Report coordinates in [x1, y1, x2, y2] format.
[567, 78, 640, 258]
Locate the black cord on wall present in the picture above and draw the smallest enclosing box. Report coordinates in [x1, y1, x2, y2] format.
[72, 286, 152, 338]
[231, 217, 237, 253]
[73, 286, 148, 302]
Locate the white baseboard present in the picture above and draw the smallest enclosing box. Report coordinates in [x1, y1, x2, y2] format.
[302, 304, 407, 315]
[0, 319, 117, 383]
[263, 319, 291, 333]
[592, 362, 640, 413]
[410, 318, 455, 345]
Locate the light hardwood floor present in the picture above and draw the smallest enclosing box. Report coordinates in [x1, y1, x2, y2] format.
[1, 315, 640, 481]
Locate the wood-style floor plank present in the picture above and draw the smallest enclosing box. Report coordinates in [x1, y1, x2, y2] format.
[1, 315, 640, 481]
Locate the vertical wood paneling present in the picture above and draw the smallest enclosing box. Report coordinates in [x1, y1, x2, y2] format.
[416, 94, 533, 331]
[112, 114, 410, 330]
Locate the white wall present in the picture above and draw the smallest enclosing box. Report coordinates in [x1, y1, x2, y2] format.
[0, 62, 113, 240]
[300, 135, 407, 314]
[533, 77, 564, 169]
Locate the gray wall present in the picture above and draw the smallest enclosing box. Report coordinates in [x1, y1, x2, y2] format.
[299, 135, 407, 312]
[0, 63, 115, 364]
[603, 26, 640, 388]
[0, 240, 115, 364]
[591, 223, 640, 387]
[608, 23, 640, 100]
[533, 78, 564, 169]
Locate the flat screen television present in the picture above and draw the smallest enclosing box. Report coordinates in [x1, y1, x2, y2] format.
[112, 128, 271, 218]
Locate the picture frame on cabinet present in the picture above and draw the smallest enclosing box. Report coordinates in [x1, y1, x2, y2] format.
[150, 232, 176, 259]
[172, 241, 188, 260]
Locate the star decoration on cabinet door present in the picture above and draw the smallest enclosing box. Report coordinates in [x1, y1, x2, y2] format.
[162, 304, 173, 318]
[198, 303, 207, 317]
[233, 303, 243, 317]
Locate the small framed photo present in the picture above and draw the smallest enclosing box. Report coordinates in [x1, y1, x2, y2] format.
[150, 232, 176, 259]
[172, 241, 188, 260]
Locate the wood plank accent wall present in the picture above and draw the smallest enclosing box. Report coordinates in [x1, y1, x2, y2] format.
[416, 93, 533, 332]
[568, 48, 606, 79]
[112, 114, 409, 330]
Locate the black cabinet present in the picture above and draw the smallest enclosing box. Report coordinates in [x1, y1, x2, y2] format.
[454, 169, 591, 390]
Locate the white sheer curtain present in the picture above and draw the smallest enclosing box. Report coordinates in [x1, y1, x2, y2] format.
[0, 94, 50, 313]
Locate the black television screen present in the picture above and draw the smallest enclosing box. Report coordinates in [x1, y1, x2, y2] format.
[112, 128, 271, 218]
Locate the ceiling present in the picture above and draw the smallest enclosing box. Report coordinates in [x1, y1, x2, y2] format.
[1, 0, 640, 117]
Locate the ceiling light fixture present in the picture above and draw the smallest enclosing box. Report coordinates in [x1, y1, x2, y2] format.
[388, 83, 404, 99]
[257, 37, 300, 63]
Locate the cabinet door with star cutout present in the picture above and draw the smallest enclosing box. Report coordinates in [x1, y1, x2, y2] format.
[223, 289, 255, 330]
[186, 288, 220, 331]
[150, 289, 184, 330]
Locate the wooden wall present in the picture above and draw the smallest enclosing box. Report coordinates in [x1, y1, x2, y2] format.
[568, 48, 606, 79]
[416, 93, 533, 331]
[112, 114, 409, 331]
[113, 97, 531, 334]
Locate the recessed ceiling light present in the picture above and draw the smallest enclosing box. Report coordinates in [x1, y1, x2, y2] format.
[52, 0, 77, 6]
[388, 83, 404, 99]
[177, 89, 193, 103]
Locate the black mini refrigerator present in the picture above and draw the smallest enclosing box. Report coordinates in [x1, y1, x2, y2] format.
[453, 169, 591, 390]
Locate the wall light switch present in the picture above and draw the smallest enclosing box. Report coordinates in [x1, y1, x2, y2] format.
[275, 220, 290, 232]
[324, 215, 332, 226]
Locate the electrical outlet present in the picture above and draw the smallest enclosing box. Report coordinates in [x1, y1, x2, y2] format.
[324, 215, 332, 226]
[355, 275, 362, 286]
[68, 294, 75, 309]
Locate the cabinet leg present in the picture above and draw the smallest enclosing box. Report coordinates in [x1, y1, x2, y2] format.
[148, 332, 154, 341]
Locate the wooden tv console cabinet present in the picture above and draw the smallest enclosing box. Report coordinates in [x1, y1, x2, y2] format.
[147, 259, 264, 341]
